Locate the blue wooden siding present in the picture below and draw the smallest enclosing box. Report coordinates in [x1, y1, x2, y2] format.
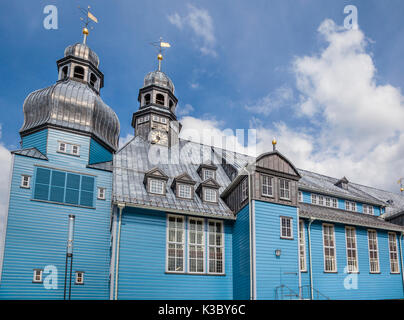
[300, 220, 404, 300]
[116, 207, 233, 300]
[254, 200, 299, 299]
[0, 129, 112, 300]
[232, 204, 250, 300]
[21, 129, 48, 155]
[89, 139, 112, 165]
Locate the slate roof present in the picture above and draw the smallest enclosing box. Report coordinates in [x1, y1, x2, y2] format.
[11, 148, 48, 160]
[112, 136, 404, 225]
[299, 203, 404, 232]
[113, 136, 237, 219]
[87, 161, 113, 172]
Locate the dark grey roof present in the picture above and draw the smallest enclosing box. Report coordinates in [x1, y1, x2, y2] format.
[87, 161, 113, 172]
[143, 70, 175, 93]
[64, 43, 99, 67]
[113, 136, 236, 219]
[20, 79, 120, 151]
[11, 148, 48, 160]
[299, 203, 404, 232]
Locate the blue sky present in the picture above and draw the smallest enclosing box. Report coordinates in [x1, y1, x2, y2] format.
[1, 0, 404, 194]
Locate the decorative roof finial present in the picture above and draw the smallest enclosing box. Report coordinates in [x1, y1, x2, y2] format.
[151, 37, 171, 71]
[397, 178, 404, 193]
[272, 137, 277, 151]
[78, 5, 98, 45]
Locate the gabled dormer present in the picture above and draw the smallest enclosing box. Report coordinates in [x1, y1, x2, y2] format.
[197, 163, 218, 181]
[143, 167, 169, 195]
[196, 178, 221, 203]
[171, 172, 196, 199]
[335, 176, 349, 190]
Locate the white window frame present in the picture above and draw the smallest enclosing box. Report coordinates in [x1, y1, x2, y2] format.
[279, 179, 290, 200]
[75, 271, 85, 284]
[367, 230, 380, 273]
[325, 197, 330, 207]
[58, 141, 80, 156]
[152, 115, 159, 122]
[149, 178, 165, 195]
[261, 174, 273, 197]
[318, 195, 324, 206]
[58, 142, 66, 153]
[203, 169, 215, 181]
[21, 175, 31, 188]
[332, 198, 338, 208]
[160, 117, 167, 124]
[388, 232, 400, 274]
[322, 224, 337, 272]
[97, 187, 106, 200]
[363, 204, 374, 215]
[188, 217, 205, 273]
[71, 144, 80, 156]
[345, 201, 357, 212]
[345, 227, 358, 273]
[299, 220, 307, 272]
[166, 215, 185, 273]
[207, 219, 225, 274]
[178, 183, 192, 199]
[298, 191, 303, 202]
[33, 269, 43, 283]
[311, 194, 317, 205]
[204, 188, 217, 203]
[241, 178, 248, 201]
[280, 216, 293, 239]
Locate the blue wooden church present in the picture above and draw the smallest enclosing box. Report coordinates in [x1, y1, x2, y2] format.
[1, 31, 404, 300]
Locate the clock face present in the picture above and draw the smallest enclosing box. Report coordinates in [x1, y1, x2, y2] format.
[150, 130, 168, 146]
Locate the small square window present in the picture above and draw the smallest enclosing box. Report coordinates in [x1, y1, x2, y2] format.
[160, 117, 167, 124]
[71, 145, 80, 156]
[75, 271, 84, 285]
[149, 178, 165, 195]
[204, 188, 217, 203]
[21, 175, 31, 188]
[58, 142, 66, 153]
[97, 187, 106, 200]
[178, 184, 192, 199]
[203, 169, 215, 181]
[33, 269, 43, 283]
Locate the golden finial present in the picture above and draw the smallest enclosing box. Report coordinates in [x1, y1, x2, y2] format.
[400, 187, 404, 193]
[151, 37, 171, 71]
[78, 6, 98, 44]
[272, 137, 277, 151]
[398, 178, 404, 193]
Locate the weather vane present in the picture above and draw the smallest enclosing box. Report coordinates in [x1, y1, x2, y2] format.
[150, 37, 171, 71]
[78, 5, 98, 45]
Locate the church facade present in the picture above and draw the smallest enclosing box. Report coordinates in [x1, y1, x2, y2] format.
[1, 38, 404, 300]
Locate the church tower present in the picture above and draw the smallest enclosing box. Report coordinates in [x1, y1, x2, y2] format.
[0, 25, 119, 299]
[131, 43, 181, 147]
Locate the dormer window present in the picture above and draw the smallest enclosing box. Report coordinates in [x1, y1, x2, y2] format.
[197, 164, 218, 182]
[335, 176, 349, 190]
[149, 178, 165, 194]
[144, 168, 169, 195]
[203, 169, 215, 181]
[204, 188, 217, 203]
[73, 66, 85, 80]
[90, 73, 97, 88]
[156, 93, 165, 106]
[178, 184, 192, 199]
[171, 173, 196, 200]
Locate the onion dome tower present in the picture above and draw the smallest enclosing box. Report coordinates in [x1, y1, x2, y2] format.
[20, 28, 120, 153]
[131, 39, 180, 147]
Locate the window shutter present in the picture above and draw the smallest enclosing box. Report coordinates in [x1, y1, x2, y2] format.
[50, 171, 66, 203]
[34, 168, 51, 200]
[65, 173, 80, 205]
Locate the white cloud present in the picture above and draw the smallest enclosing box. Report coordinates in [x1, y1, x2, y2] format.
[119, 133, 134, 149]
[177, 103, 194, 116]
[245, 86, 293, 116]
[168, 5, 217, 57]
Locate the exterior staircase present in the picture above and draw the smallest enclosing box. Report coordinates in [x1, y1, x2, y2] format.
[275, 284, 330, 300]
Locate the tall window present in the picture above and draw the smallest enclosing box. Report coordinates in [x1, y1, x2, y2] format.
[61, 66, 68, 79]
[261, 174, 273, 197]
[318, 195, 324, 206]
[345, 227, 358, 272]
[323, 224, 337, 272]
[332, 198, 338, 208]
[367, 230, 379, 273]
[21, 175, 31, 188]
[311, 194, 317, 205]
[188, 218, 204, 273]
[241, 178, 248, 201]
[298, 191, 303, 202]
[388, 232, 399, 273]
[156, 93, 165, 105]
[167, 216, 184, 272]
[73, 66, 84, 80]
[149, 178, 165, 195]
[299, 220, 307, 271]
[89, 73, 97, 88]
[279, 179, 290, 199]
[144, 94, 151, 105]
[75, 271, 84, 285]
[280, 217, 293, 239]
[208, 220, 224, 274]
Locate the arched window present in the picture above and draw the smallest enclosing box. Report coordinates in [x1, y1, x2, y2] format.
[144, 93, 151, 105]
[73, 66, 85, 80]
[90, 73, 97, 88]
[169, 100, 174, 108]
[156, 93, 165, 106]
[61, 66, 68, 80]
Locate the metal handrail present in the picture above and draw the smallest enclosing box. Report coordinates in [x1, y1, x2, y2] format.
[275, 284, 331, 300]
